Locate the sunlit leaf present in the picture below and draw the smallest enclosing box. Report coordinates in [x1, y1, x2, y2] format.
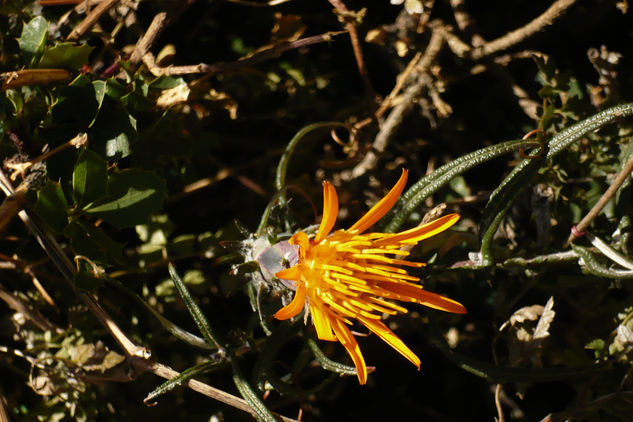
[38, 43, 93, 70]
[19, 16, 48, 66]
[84, 169, 167, 228]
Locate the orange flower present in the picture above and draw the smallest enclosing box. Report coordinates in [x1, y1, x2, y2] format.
[274, 169, 466, 384]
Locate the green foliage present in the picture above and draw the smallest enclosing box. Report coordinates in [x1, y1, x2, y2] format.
[19, 16, 47, 67]
[83, 169, 166, 228]
[2, 3, 633, 422]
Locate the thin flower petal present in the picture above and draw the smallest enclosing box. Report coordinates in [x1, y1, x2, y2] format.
[373, 213, 460, 246]
[310, 302, 336, 341]
[289, 231, 310, 258]
[274, 282, 306, 320]
[358, 316, 421, 368]
[375, 281, 466, 314]
[275, 265, 302, 281]
[330, 317, 367, 384]
[348, 168, 408, 234]
[314, 182, 339, 243]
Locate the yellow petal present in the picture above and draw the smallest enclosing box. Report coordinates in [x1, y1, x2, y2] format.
[348, 169, 408, 234]
[274, 282, 306, 320]
[289, 231, 310, 258]
[310, 302, 336, 341]
[374, 213, 460, 246]
[330, 317, 367, 384]
[275, 265, 302, 281]
[315, 181, 339, 243]
[376, 281, 467, 314]
[358, 316, 421, 368]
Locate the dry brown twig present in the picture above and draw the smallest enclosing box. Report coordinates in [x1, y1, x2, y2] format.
[0, 282, 63, 333]
[567, 152, 633, 245]
[225, 0, 293, 6]
[341, 24, 445, 180]
[0, 386, 9, 422]
[328, 0, 373, 96]
[129, 12, 167, 66]
[67, 0, 121, 41]
[143, 31, 346, 77]
[470, 0, 578, 60]
[134, 360, 299, 422]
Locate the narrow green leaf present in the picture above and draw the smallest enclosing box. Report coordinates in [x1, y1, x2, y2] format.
[84, 169, 166, 228]
[307, 338, 357, 376]
[231, 356, 277, 422]
[34, 181, 69, 234]
[144, 360, 223, 405]
[73, 148, 107, 207]
[168, 263, 224, 351]
[19, 16, 48, 67]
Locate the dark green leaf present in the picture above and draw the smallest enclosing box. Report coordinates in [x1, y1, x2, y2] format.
[84, 169, 167, 228]
[65, 221, 124, 265]
[19, 16, 48, 67]
[34, 181, 68, 234]
[73, 270, 104, 292]
[89, 102, 137, 159]
[48, 76, 99, 137]
[73, 148, 107, 207]
[38, 42, 93, 70]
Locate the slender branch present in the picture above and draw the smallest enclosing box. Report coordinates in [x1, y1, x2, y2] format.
[225, 0, 293, 5]
[143, 31, 346, 76]
[495, 384, 505, 422]
[567, 147, 633, 245]
[470, 0, 578, 60]
[132, 360, 299, 422]
[129, 12, 167, 65]
[0, 283, 63, 333]
[0, 386, 9, 422]
[328, 0, 373, 95]
[67, 0, 121, 40]
[341, 26, 445, 180]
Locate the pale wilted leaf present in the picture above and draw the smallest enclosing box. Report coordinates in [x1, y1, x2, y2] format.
[534, 297, 555, 340]
[500, 303, 544, 331]
[156, 84, 190, 108]
[613, 324, 633, 354]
